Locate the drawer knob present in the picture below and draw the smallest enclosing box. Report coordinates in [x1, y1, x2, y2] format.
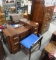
[14, 47, 18, 51]
[34, 32, 37, 34]
[48, 9, 50, 11]
[35, 23, 38, 25]
[44, 25, 46, 27]
[14, 37, 18, 40]
[35, 28, 37, 29]
[46, 19, 48, 21]
[14, 42, 19, 45]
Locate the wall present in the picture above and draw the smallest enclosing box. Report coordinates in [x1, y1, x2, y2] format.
[48, 22, 56, 33]
[3, 3, 15, 9]
[15, 0, 20, 2]
[0, 0, 3, 6]
[45, 0, 56, 7]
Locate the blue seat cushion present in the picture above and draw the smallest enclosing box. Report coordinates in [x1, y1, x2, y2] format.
[20, 34, 40, 49]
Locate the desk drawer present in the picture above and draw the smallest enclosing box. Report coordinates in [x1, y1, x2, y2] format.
[20, 30, 29, 40]
[12, 43, 20, 54]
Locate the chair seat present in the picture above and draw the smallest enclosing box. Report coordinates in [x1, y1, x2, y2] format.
[20, 34, 40, 49]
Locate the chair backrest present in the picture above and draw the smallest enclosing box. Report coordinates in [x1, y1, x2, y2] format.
[31, 36, 43, 48]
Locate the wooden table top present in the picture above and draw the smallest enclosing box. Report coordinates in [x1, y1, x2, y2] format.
[3, 24, 18, 36]
[44, 41, 56, 57]
[16, 26, 30, 34]
[3, 24, 30, 37]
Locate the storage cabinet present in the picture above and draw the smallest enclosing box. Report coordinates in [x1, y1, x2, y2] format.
[41, 6, 54, 34]
[0, 40, 6, 60]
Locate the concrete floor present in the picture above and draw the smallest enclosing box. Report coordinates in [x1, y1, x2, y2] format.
[2, 31, 52, 60]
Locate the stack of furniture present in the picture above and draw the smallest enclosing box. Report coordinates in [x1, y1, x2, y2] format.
[0, 6, 6, 25]
[30, 0, 54, 34]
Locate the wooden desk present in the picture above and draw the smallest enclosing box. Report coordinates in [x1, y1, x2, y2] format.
[2, 24, 31, 54]
[41, 41, 56, 60]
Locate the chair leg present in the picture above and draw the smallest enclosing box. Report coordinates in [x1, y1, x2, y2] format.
[29, 49, 31, 60]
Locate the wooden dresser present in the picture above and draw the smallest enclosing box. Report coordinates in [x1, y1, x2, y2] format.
[0, 40, 6, 60]
[41, 6, 54, 34]
[30, 0, 54, 34]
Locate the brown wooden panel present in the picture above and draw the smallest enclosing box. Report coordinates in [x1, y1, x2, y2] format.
[0, 40, 6, 60]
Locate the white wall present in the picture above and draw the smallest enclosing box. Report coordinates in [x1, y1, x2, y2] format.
[45, 0, 56, 7]
[48, 23, 56, 33]
[0, 0, 3, 6]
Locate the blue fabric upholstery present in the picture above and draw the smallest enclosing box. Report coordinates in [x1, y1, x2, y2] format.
[20, 34, 40, 49]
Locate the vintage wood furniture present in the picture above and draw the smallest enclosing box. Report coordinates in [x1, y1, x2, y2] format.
[30, 0, 54, 34]
[2, 24, 32, 54]
[3, 24, 20, 54]
[41, 6, 54, 34]
[41, 32, 56, 60]
[44, 41, 56, 56]
[41, 41, 56, 60]
[26, 21, 39, 35]
[0, 40, 6, 60]
[20, 33, 43, 60]
[19, 20, 39, 35]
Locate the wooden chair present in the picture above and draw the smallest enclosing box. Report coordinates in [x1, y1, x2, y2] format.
[20, 33, 43, 60]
